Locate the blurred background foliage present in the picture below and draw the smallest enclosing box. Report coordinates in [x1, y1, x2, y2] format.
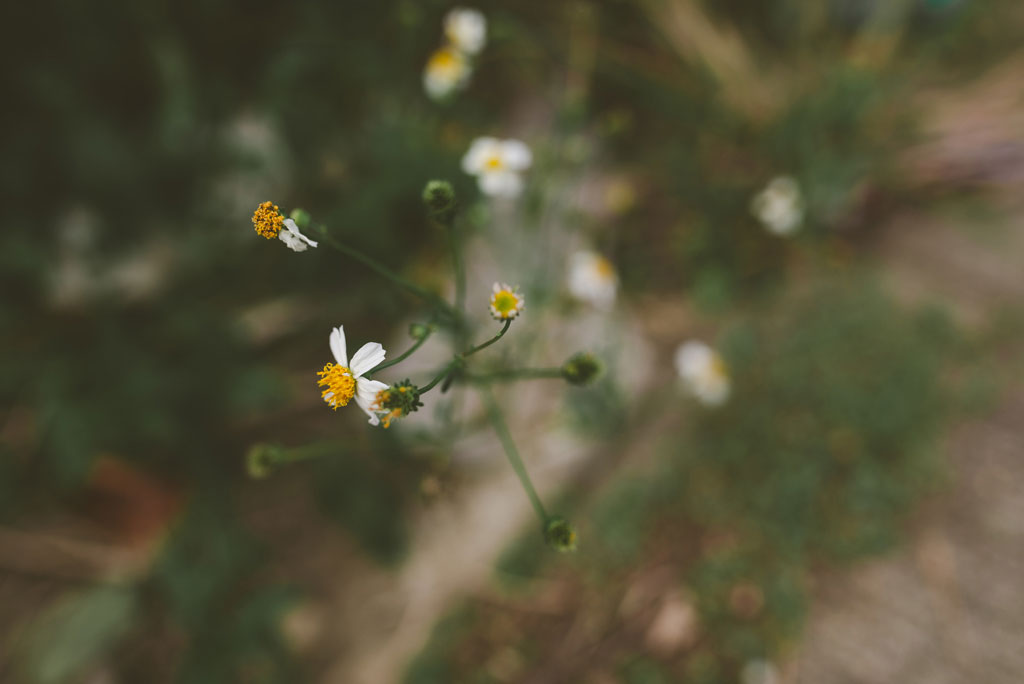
[1, 0, 1021, 682]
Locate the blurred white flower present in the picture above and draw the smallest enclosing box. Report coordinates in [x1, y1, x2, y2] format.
[317, 325, 390, 425]
[751, 175, 804, 236]
[740, 659, 781, 684]
[674, 341, 730, 407]
[489, 282, 525, 320]
[279, 218, 318, 252]
[462, 137, 532, 198]
[423, 46, 471, 100]
[444, 8, 486, 55]
[567, 250, 618, 309]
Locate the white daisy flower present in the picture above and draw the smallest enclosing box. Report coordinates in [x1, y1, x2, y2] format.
[279, 218, 318, 252]
[751, 175, 804, 236]
[674, 340, 730, 407]
[489, 282, 525, 320]
[567, 250, 618, 309]
[423, 46, 472, 100]
[444, 8, 486, 55]
[316, 325, 390, 426]
[461, 137, 532, 198]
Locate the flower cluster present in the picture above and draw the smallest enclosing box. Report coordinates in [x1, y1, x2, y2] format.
[423, 8, 486, 100]
[462, 137, 533, 198]
[751, 176, 804, 236]
[674, 340, 730, 407]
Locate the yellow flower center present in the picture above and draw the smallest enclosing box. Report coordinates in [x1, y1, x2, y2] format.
[317, 363, 356, 409]
[484, 155, 504, 171]
[429, 48, 463, 76]
[252, 201, 284, 239]
[491, 289, 522, 319]
[594, 256, 615, 280]
[709, 355, 728, 380]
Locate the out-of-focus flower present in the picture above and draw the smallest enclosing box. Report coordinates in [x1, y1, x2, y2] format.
[462, 137, 532, 198]
[423, 46, 472, 100]
[279, 218, 318, 252]
[740, 659, 781, 684]
[561, 352, 604, 386]
[317, 325, 390, 425]
[567, 250, 618, 309]
[544, 517, 577, 552]
[489, 282, 525, 320]
[674, 341, 730, 407]
[444, 8, 486, 55]
[751, 176, 804, 236]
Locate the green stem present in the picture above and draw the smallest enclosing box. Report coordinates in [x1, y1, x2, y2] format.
[467, 367, 563, 383]
[367, 328, 433, 376]
[480, 387, 548, 523]
[444, 219, 466, 323]
[315, 227, 456, 317]
[419, 320, 513, 395]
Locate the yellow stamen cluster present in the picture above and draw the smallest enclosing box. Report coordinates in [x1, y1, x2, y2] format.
[252, 201, 285, 239]
[317, 363, 356, 409]
[427, 47, 465, 76]
[490, 285, 524, 320]
[484, 155, 503, 170]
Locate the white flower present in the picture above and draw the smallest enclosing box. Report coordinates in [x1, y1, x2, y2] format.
[740, 660, 781, 684]
[444, 8, 486, 55]
[423, 46, 472, 100]
[316, 325, 390, 426]
[489, 282, 525, 320]
[279, 218, 318, 252]
[461, 137, 532, 198]
[674, 341, 730, 407]
[567, 250, 618, 309]
[751, 175, 804, 236]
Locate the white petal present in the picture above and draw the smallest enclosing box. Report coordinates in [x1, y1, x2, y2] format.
[479, 170, 523, 198]
[350, 342, 386, 377]
[674, 341, 711, 380]
[330, 326, 348, 366]
[283, 218, 318, 247]
[354, 394, 381, 426]
[462, 137, 500, 175]
[356, 379, 389, 407]
[500, 140, 532, 171]
[279, 229, 308, 252]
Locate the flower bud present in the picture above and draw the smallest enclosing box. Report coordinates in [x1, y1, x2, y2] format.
[246, 443, 285, 479]
[544, 516, 578, 552]
[373, 379, 424, 428]
[408, 322, 432, 341]
[288, 208, 312, 230]
[561, 352, 603, 386]
[422, 180, 457, 224]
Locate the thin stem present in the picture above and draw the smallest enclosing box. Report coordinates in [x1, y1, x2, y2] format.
[316, 227, 456, 317]
[467, 367, 563, 383]
[367, 328, 433, 376]
[418, 320, 514, 395]
[445, 219, 466, 322]
[463, 319, 512, 357]
[480, 387, 548, 523]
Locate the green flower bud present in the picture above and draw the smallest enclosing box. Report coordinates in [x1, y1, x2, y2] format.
[561, 352, 604, 386]
[422, 180, 457, 224]
[246, 443, 285, 479]
[374, 379, 424, 428]
[288, 208, 312, 230]
[408, 322, 432, 341]
[544, 516, 578, 552]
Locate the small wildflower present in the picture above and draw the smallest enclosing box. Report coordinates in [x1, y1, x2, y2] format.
[489, 282, 524, 320]
[567, 250, 618, 309]
[561, 352, 604, 386]
[751, 176, 804, 236]
[246, 443, 284, 479]
[317, 325, 390, 425]
[371, 379, 423, 428]
[461, 137, 532, 198]
[544, 516, 578, 552]
[444, 8, 486, 55]
[423, 46, 471, 100]
[252, 201, 284, 239]
[674, 341, 730, 407]
[279, 218, 318, 252]
[408, 322, 432, 341]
